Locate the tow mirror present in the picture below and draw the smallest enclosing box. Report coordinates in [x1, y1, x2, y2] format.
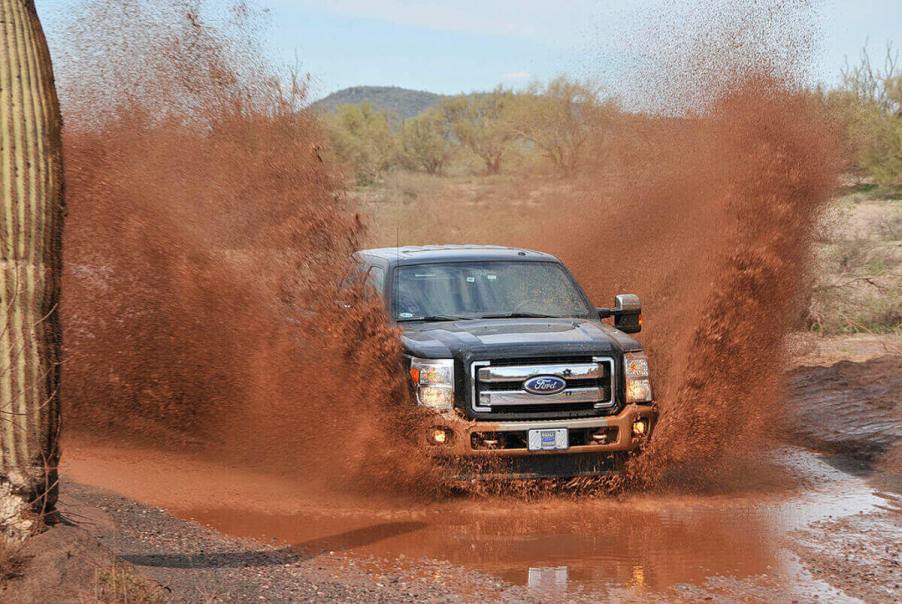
[597, 294, 642, 333]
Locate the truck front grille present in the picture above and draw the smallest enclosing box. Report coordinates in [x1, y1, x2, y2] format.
[470, 356, 615, 420]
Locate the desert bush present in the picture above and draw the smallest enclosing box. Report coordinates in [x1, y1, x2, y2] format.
[326, 103, 399, 184]
[441, 88, 518, 174]
[512, 77, 620, 176]
[0, 540, 24, 582]
[91, 563, 161, 604]
[399, 107, 455, 175]
[808, 231, 902, 334]
[874, 210, 902, 241]
[826, 43, 902, 187]
[809, 284, 902, 334]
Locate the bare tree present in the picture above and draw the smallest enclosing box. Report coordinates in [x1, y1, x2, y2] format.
[0, 0, 65, 539]
[513, 77, 618, 176]
[841, 40, 900, 114]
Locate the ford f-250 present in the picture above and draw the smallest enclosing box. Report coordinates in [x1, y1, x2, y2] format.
[349, 245, 657, 478]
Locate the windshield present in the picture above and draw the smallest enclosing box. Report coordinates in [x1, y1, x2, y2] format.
[392, 261, 593, 321]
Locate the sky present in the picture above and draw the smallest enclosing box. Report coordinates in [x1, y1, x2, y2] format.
[36, 0, 902, 101]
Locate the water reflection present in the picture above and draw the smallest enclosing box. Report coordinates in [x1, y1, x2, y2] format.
[178, 452, 883, 596]
[182, 497, 781, 593]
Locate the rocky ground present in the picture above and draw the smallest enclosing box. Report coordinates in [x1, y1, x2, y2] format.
[790, 510, 901, 603]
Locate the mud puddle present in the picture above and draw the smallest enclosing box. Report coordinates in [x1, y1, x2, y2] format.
[151, 449, 894, 599]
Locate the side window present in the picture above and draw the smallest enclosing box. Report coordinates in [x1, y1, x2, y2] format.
[339, 262, 366, 290]
[365, 266, 386, 299]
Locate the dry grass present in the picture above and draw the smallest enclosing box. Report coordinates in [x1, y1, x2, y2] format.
[0, 539, 25, 583]
[352, 170, 580, 247]
[809, 189, 902, 334]
[88, 562, 162, 604]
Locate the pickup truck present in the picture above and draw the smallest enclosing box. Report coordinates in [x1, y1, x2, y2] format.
[349, 245, 657, 478]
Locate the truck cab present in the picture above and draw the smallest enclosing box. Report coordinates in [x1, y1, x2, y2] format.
[351, 245, 657, 478]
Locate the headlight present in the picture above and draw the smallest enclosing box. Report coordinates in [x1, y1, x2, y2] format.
[409, 357, 454, 412]
[624, 351, 653, 403]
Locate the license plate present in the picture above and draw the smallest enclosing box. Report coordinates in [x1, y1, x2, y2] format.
[528, 428, 568, 451]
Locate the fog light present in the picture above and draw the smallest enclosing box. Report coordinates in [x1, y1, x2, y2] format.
[591, 427, 615, 444]
[428, 427, 452, 445]
[632, 419, 648, 437]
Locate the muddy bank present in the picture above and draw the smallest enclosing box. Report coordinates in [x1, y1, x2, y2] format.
[58, 436, 900, 602]
[786, 355, 902, 467]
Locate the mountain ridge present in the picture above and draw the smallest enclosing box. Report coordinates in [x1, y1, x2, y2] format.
[310, 85, 445, 119]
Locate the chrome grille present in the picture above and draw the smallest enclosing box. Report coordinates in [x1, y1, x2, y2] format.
[471, 357, 614, 419]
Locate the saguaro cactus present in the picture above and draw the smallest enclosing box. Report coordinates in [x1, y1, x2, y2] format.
[0, 0, 64, 538]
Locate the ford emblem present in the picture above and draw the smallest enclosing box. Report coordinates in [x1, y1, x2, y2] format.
[523, 375, 567, 395]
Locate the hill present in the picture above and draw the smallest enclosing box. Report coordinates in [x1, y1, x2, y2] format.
[311, 86, 444, 120]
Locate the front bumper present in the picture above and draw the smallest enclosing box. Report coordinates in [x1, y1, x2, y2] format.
[425, 403, 657, 458]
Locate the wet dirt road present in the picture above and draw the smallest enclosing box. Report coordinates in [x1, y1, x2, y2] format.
[61, 442, 900, 601]
[58, 353, 902, 600]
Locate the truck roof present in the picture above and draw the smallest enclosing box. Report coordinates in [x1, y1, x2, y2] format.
[357, 245, 560, 266]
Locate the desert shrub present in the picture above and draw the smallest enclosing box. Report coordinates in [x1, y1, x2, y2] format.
[809, 285, 902, 334]
[875, 210, 902, 240]
[441, 88, 518, 174]
[826, 43, 902, 187]
[399, 107, 455, 174]
[808, 234, 902, 334]
[511, 77, 620, 176]
[0, 540, 24, 582]
[92, 563, 161, 604]
[326, 103, 399, 184]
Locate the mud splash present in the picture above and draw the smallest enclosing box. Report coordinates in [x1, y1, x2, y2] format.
[571, 1, 842, 486]
[623, 81, 841, 485]
[53, 0, 843, 497]
[416, 10, 842, 488]
[57, 0, 437, 493]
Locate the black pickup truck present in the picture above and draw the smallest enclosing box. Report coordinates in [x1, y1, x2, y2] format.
[350, 245, 656, 478]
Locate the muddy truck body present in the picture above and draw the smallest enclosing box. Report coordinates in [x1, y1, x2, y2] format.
[351, 245, 657, 478]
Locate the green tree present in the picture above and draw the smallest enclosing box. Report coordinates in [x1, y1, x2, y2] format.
[399, 108, 455, 175]
[441, 88, 516, 175]
[513, 77, 618, 176]
[829, 43, 902, 187]
[326, 103, 399, 184]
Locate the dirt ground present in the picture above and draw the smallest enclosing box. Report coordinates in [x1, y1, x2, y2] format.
[1, 334, 898, 603]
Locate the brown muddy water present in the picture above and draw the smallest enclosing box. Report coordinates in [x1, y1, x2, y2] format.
[159, 449, 895, 599]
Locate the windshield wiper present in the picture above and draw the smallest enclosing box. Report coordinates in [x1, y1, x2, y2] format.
[398, 314, 470, 322]
[476, 312, 563, 319]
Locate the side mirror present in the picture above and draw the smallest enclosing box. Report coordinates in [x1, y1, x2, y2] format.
[597, 294, 642, 333]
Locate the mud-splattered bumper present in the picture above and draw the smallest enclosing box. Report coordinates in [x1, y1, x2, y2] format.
[425, 403, 658, 458]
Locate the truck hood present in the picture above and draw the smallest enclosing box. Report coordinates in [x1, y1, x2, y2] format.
[400, 318, 640, 360]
